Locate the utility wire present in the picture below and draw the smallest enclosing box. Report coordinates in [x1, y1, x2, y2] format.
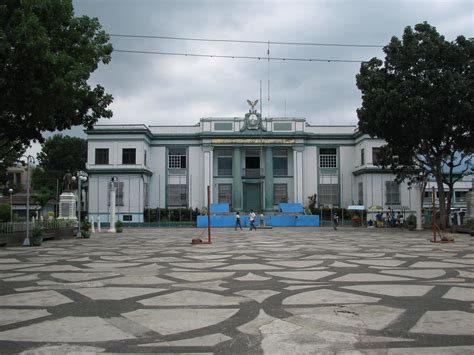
[109, 34, 383, 48]
[113, 49, 367, 63]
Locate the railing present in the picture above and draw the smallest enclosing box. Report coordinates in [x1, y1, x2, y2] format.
[0, 220, 77, 234]
[242, 168, 264, 178]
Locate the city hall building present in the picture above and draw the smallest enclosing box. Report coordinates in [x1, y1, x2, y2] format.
[85, 103, 469, 223]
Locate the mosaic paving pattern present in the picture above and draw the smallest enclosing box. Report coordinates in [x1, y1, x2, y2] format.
[0, 228, 473, 354]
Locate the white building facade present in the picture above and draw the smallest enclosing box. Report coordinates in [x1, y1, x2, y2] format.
[85, 108, 470, 224]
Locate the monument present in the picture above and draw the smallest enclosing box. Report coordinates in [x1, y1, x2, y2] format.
[57, 171, 77, 220]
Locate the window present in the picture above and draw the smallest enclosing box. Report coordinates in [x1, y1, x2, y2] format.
[455, 191, 467, 203]
[319, 148, 337, 168]
[95, 148, 109, 165]
[168, 147, 187, 169]
[167, 184, 187, 207]
[144, 150, 147, 166]
[218, 150, 232, 176]
[108, 181, 124, 206]
[372, 147, 381, 165]
[424, 191, 433, 203]
[274, 184, 288, 203]
[385, 181, 400, 205]
[319, 174, 339, 206]
[123, 215, 132, 222]
[360, 148, 365, 165]
[358, 182, 363, 205]
[218, 184, 232, 206]
[122, 148, 136, 164]
[144, 182, 149, 207]
[273, 149, 288, 176]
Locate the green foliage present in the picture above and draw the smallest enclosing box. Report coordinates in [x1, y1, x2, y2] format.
[34, 187, 55, 208]
[0, 142, 26, 180]
[115, 220, 123, 233]
[465, 219, 474, 230]
[406, 214, 417, 226]
[307, 194, 317, 211]
[0, 0, 113, 159]
[32, 134, 87, 192]
[81, 219, 91, 232]
[356, 22, 473, 228]
[32, 226, 43, 238]
[0, 203, 11, 222]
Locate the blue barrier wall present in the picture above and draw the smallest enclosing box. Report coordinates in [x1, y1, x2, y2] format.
[197, 215, 319, 228]
[209, 204, 230, 213]
[279, 203, 304, 213]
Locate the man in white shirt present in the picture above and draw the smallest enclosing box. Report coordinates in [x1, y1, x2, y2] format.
[249, 210, 257, 231]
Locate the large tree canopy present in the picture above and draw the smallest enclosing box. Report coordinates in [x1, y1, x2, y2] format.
[356, 22, 473, 228]
[0, 0, 113, 161]
[31, 134, 87, 193]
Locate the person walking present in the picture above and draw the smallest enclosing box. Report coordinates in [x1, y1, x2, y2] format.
[235, 211, 242, 231]
[333, 212, 339, 230]
[249, 210, 257, 231]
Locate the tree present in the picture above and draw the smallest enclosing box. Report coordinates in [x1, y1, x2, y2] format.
[356, 22, 473, 229]
[32, 134, 87, 193]
[0, 0, 113, 161]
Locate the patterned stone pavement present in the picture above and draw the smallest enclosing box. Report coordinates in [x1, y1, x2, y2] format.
[0, 227, 473, 354]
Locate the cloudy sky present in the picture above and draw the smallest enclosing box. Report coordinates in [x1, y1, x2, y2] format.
[29, 0, 472, 157]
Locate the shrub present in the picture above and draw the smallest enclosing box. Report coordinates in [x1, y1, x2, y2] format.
[0, 203, 11, 222]
[406, 214, 416, 227]
[115, 220, 123, 232]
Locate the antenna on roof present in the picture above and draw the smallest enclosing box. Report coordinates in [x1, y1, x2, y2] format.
[267, 41, 270, 118]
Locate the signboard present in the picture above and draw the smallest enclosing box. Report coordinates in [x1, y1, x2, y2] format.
[211, 138, 296, 145]
[348, 205, 365, 210]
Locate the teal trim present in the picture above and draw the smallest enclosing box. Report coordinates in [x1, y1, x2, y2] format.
[232, 147, 242, 210]
[273, 122, 292, 131]
[265, 146, 274, 210]
[214, 122, 233, 131]
[87, 168, 153, 176]
[352, 167, 420, 176]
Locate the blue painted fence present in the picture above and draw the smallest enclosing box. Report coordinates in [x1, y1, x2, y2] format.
[197, 215, 320, 228]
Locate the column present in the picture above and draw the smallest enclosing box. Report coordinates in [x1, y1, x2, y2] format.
[293, 146, 304, 204]
[232, 146, 242, 210]
[265, 146, 273, 210]
[415, 185, 423, 230]
[203, 147, 213, 207]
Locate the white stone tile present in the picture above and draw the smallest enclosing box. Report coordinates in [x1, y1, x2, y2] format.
[169, 262, 228, 269]
[219, 263, 282, 270]
[442, 287, 474, 301]
[348, 259, 406, 267]
[0, 290, 73, 307]
[410, 311, 474, 335]
[51, 272, 120, 282]
[139, 290, 244, 306]
[381, 269, 445, 279]
[331, 273, 412, 282]
[235, 289, 279, 303]
[74, 287, 163, 300]
[3, 274, 39, 282]
[122, 308, 239, 335]
[19, 344, 106, 354]
[330, 261, 359, 268]
[0, 309, 50, 326]
[342, 284, 434, 297]
[0, 316, 135, 342]
[237, 309, 278, 335]
[268, 260, 323, 268]
[234, 272, 270, 281]
[409, 261, 470, 268]
[139, 333, 231, 347]
[265, 271, 335, 281]
[103, 275, 173, 285]
[167, 272, 234, 282]
[283, 289, 380, 305]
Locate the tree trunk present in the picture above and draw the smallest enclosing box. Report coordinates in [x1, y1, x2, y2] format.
[434, 173, 447, 230]
[446, 183, 455, 226]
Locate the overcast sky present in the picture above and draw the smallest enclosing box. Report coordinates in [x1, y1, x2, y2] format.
[28, 0, 472, 157]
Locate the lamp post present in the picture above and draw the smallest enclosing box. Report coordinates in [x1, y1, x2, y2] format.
[8, 188, 13, 226]
[72, 171, 88, 237]
[23, 155, 35, 246]
[413, 172, 424, 231]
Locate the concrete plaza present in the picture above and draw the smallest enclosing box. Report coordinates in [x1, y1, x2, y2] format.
[0, 227, 473, 354]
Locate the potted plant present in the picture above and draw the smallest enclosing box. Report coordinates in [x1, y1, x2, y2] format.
[115, 220, 123, 233]
[32, 226, 43, 246]
[81, 219, 91, 238]
[406, 214, 416, 230]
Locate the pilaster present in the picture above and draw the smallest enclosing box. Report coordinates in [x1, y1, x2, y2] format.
[232, 146, 242, 210]
[265, 146, 274, 210]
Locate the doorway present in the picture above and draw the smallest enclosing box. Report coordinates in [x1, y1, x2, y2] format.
[243, 183, 262, 211]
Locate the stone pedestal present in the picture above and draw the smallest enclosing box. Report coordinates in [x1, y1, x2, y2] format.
[466, 190, 474, 222]
[57, 192, 77, 220]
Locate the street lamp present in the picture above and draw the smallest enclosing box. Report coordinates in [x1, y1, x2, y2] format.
[412, 172, 424, 231]
[8, 188, 13, 226]
[72, 171, 88, 237]
[22, 155, 35, 246]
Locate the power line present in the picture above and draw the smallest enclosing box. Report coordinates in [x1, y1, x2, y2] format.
[109, 34, 384, 48]
[113, 49, 367, 63]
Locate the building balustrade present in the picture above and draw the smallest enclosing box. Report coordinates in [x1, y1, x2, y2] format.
[242, 168, 264, 178]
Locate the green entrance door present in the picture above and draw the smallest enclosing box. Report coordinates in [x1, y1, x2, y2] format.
[243, 183, 261, 211]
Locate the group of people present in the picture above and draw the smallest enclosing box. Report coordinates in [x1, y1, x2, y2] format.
[369, 208, 405, 228]
[234, 210, 261, 231]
